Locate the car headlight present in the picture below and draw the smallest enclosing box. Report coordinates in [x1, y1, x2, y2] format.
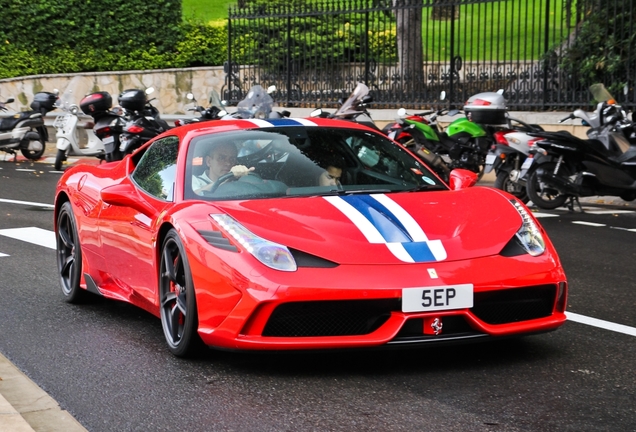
[210, 214, 297, 271]
[510, 200, 545, 256]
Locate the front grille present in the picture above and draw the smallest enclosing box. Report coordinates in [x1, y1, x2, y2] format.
[471, 284, 556, 325]
[262, 299, 399, 337]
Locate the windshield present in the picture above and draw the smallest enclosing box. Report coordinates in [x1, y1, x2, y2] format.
[589, 83, 615, 103]
[334, 83, 369, 117]
[55, 76, 86, 112]
[236, 85, 274, 119]
[185, 126, 445, 201]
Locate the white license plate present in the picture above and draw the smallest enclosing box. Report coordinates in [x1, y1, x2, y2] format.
[103, 136, 114, 144]
[485, 154, 496, 165]
[402, 284, 473, 312]
[521, 157, 533, 169]
[388, 131, 397, 140]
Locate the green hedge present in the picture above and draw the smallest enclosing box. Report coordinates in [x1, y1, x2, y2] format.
[0, 0, 227, 79]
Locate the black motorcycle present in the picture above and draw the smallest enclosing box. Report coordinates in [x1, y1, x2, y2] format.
[0, 92, 57, 160]
[526, 123, 636, 210]
[174, 91, 228, 126]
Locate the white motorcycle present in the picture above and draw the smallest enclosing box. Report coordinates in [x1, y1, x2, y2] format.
[53, 77, 106, 170]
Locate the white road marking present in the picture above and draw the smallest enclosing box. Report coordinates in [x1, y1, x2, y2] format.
[0, 198, 54, 208]
[15, 168, 36, 172]
[0, 252, 8, 257]
[584, 209, 635, 215]
[532, 212, 559, 218]
[0, 227, 56, 249]
[572, 221, 606, 227]
[566, 312, 636, 337]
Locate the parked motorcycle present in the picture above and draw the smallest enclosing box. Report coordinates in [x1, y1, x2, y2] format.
[117, 87, 171, 158]
[310, 82, 381, 131]
[525, 84, 636, 209]
[174, 90, 228, 126]
[227, 85, 290, 120]
[0, 91, 57, 161]
[53, 77, 106, 170]
[79, 91, 126, 162]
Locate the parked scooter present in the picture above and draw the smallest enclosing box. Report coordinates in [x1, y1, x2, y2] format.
[79, 91, 126, 162]
[0, 92, 57, 161]
[525, 84, 636, 209]
[53, 77, 107, 170]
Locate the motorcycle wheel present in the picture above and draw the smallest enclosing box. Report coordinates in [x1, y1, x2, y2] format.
[494, 170, 529, 203]
[54, 149, 67, 171]
[526, 162, 569, 209]
[20, 137, 46, 160]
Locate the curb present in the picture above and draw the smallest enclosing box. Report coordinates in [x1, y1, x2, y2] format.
[0, 353, 87, 432]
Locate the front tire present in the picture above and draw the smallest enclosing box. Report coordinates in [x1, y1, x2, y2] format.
[494, 170, 529, 203]
[526, 162, 569, 209]
[159, 229, 204, 357]
[54, 149, 67, 171]
[56, 201, 86, 303]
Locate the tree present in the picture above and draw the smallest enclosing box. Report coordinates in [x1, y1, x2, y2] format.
[393, 0, 424, 92]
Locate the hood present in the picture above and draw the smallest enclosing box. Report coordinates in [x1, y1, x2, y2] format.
[213, 187, 524, 265]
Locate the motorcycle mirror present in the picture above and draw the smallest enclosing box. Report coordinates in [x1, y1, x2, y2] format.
[397, 108, 407, 118]
[496, 89, 504, 95]
[310, 108, 323, 117]
[186, 93, 195, 101]
[218, 110, 228, 117]
[361, 95, 373, 104]
[5, 97, 15, 104]
[145, 87, 155, 95]
[448, 109, 460, 116]
[53, 89, 59, 95]
[440, 91, 446, 101]
[267, 85, 277, 94]
[221, 100, 228, 106]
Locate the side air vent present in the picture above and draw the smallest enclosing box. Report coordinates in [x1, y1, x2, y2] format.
[197, 229, 238, 252]
[289, 248, 339, 268]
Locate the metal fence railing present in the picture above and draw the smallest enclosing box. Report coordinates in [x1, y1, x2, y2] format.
[225, 0, 634, 111]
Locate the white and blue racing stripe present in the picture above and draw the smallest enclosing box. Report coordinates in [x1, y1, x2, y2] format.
[245, 118, 317, 128]
[324, 194, 447, 263]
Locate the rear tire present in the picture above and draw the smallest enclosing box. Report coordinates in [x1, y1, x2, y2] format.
[526, 162, 569, 209]
[494, 170, 529, 203]
[20, 137, 46, 160]
[54, 149, 67, 171]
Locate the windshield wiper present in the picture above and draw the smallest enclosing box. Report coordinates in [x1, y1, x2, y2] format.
[406, 185, 447, 192]
[323, 188, 393, 196]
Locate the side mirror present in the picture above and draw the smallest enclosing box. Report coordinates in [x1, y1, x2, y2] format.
[447, 109, 460, 116]
[5, 97, 15, 104]
[186, 93, 195, 101]
[440, 91, 446, 101]
[397, 108, 407, 118]
[496, 89, 504, 95]
[267, 85, 277, 94]
[218, 110, 228, 117]
[101, 182, 155, 215]
[310, 108, 323, 117]
[361, 95, 373, 104]
[448, 169, 478, 190]
[145, 87, 155, 95]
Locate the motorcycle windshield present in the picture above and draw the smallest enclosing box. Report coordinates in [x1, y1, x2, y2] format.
[209, 90, 223, 109]
[334, 82, 369, 117]
[589, 83, 615, 103]
[55, 76, 85, 111]
[236, 85, 274, 119]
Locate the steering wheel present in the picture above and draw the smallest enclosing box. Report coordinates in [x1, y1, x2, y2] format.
[207, 171, 261, 195]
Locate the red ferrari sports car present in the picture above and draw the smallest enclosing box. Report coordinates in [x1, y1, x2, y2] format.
[54, 117, 567, 357]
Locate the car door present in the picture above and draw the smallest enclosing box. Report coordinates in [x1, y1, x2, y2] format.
[98, 136, 179, 307]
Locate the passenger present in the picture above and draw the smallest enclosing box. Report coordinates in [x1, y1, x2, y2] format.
[192, 142, 254, 195]
[317, 154, 345, 187]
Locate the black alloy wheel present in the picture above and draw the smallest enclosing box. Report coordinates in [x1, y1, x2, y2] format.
[56, 201, 86, 303]
[159, 229, 204, 357]
[526, 162, 569, 209]
[494, 170, 529, 203]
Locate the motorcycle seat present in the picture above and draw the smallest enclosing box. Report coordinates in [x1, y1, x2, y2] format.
[0, 111, 41, 131]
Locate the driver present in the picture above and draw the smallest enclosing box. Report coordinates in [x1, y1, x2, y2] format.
[192, 142, 254, 195]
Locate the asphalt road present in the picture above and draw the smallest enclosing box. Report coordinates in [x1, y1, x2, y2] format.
[0, 159, 635, 432]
